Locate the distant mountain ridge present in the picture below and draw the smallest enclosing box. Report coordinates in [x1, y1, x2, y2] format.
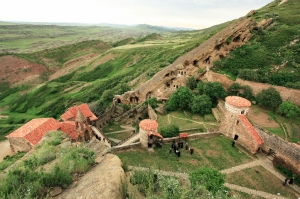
[0, 21, 194, 31]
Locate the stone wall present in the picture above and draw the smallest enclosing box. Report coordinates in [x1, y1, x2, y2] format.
[112, 142, 141, 152]
[7, 137, 32, 152]
[255, 125, 300, 175]
[163, 132, 221, 144]
[96, 103, 116, 129]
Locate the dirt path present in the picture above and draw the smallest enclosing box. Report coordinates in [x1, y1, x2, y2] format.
[127, 153, 300, 198]
[0, 140, 14, 162]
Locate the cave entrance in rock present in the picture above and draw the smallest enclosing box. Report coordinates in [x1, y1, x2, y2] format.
[193, 60, 198, 66]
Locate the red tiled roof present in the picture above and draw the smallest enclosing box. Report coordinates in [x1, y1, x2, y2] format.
[148, 131, 164, 139]
[238, 115, 263, 145]
[179, 133, 188, 138]
[139, 119, 158, 131]
[60, 103, 98, 121]
[60, 121, 79, 140]
[6, 118, 61, 145]
[226, 96, 251, 107]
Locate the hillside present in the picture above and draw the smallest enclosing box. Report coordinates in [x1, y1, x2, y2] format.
[0, 0, 300, 141]
[0, 23, 176, 54]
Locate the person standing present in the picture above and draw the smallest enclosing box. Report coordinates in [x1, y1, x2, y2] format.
[289, 177, 294, 185]
[283, 178, 288, 186]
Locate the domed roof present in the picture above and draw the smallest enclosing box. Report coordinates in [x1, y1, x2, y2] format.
[139, 119, 158, 131]
[225, 96, 251, 107]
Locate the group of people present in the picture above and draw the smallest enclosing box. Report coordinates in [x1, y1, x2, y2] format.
[283, 177, 294, 186]
[169, 140, 194, 157]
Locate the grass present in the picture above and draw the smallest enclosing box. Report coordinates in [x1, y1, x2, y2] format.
[226, 166, 299, 199]
[265, 127, 285, 139]
[102, 123, 124, 133]
[0, 151, 26, 171]
[230, 191, 265, 199]
[0, 131, 96, 198]
[107, 131, 132, 141]
[157, 111, 220, 132]
[115, 135, 253, 173]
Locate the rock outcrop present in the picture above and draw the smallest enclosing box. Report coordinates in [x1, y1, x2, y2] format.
[56, 153, 125, 199]
[115, 16, 257, 105]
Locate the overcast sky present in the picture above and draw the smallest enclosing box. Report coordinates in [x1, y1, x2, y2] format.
[1, 0, 274, 29]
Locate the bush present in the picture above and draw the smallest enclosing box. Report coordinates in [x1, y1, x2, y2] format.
[191, 94, 212, 115]
[189, 167, 225, 195]
[0, 152, 26, 171]
[278, 101, 300, 118]
[165, 87, 194, 111]
[158, 124, 180, 138]
[186, 76, 197, 90]
[256, 87, 282, 110]
[144, 97, 158, 109]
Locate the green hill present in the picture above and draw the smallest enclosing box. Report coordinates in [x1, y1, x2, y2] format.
[212, 0, 300, 89]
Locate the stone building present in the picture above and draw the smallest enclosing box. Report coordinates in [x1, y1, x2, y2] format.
[220, 96, 263, 154]
[139, 119, 163, 148]
[6, 118, 61, 152]
[60, 103, 98, 142]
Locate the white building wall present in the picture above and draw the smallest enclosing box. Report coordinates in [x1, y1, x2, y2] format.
[225, 102, 249, 115]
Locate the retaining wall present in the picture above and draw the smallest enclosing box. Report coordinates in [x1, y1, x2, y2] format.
[255, 125, 300, 175]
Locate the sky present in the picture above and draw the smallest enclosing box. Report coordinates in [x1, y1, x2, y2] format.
[1, 0, 274, 29]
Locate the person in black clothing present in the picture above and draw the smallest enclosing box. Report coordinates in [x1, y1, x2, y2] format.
[283, 178, 288, 186]
[185, 142, 189, 150]
[289, 177, 294, 185]
[190, 148, 194, 154]
[231, 140, 235, 147]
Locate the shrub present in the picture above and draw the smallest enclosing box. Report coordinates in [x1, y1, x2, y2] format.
[186, 76, 197, 90]
[0, 152, 26, 171]
[189, 167, 225, 195]
[228, 82, 241, 96]
[158, 124, 180, 138]
[165, 87, 194, 111]
[191, 94, 212, 115]
[144, 97, 158, 109]
[256, 87, 282, 110]
[278, 101, 300, 118]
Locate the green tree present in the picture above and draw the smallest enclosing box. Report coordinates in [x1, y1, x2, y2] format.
[189, 167, 225, 195]
[256, 87, 282, 110]
[278, 101, 300, 118]
[197, 82, 227, 107]
[158, 124, 180, 138]
[165, 87, 194, 111]
[144, 97, 158, 109]
[228, 82, 241, 96]
[186, 76, 197, 90]
[116, 83, 131, 95]
[191, 94, 212, 115]
[102, 90, 114, 102]
[241, 85, 255, 101]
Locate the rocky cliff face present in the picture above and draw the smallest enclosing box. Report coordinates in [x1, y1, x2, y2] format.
[55, 140, 125, 199]
[115, 13, 259, 105]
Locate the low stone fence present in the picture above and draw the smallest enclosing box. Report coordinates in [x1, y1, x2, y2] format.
[112, 142, 141, 152]
[117, 132, 139, 146]
[163, 132, 221, 144]
[255, 125, 300, 175]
